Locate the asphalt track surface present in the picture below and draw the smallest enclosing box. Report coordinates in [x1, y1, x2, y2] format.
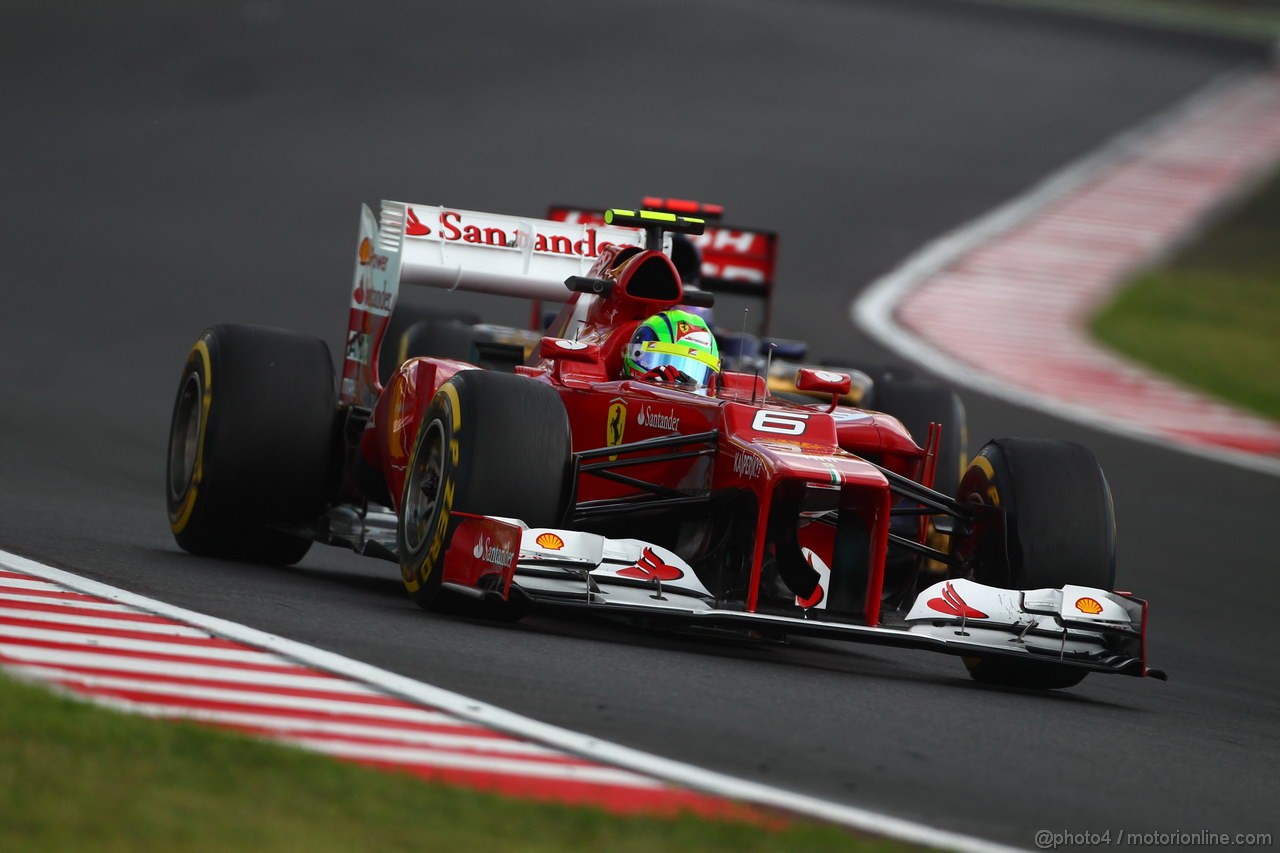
[3, 0, 1278, 847]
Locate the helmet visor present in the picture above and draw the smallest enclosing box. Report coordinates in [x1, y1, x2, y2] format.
[630, 341, 719, 389]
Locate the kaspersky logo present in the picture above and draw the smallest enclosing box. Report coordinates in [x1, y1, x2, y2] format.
[472, 536, 515, 569]
[733, 451, 764, 480]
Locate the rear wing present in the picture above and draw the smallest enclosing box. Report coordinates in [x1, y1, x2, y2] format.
[342, 200, 648, 406]
[547, 201, 779, 329]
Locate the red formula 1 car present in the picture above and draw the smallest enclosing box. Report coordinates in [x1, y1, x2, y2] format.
[166, 200, 1164, 690]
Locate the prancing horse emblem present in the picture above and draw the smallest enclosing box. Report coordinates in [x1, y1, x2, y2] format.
[607, 398, 626, 460]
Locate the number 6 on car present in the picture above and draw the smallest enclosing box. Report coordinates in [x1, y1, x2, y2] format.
[752, 410, 809, 435]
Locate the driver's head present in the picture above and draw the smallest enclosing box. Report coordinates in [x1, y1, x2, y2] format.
[623, 309, 720, 392]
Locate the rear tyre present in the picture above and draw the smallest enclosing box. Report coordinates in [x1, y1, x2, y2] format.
[397, 371, 571, 616]
[166, 325, 336, 564]
[948, 438, 1117, 689]
[378, 305, 480, 381]
[398, 319, 477, 363]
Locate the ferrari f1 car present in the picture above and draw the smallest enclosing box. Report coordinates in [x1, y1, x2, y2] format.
[165, 200, 1164, 690]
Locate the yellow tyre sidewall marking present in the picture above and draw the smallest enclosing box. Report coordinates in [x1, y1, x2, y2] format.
[972, 453, 1000, 507]
[403, 382, 462, 593]
[169, 339, 212, 534]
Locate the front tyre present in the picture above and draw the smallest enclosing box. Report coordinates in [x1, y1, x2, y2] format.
[950, 438, 1115, 591]
[963, 655, 1091, 691]
[397, 370, 571, 613]
[948, 438, 1117, 690]
[166, 325, 335, 565]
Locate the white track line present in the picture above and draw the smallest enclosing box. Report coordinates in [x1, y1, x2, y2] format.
[0, 549, 1023, 853]
[854, 67, 1280, 478]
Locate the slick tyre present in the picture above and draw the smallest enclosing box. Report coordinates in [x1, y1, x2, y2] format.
[378, 305, 480, 382]
[398, 319, 477, 363]
[397, 371, 571, 614]
[948, 438, 1117, 690]
[950, 438, 1115, 590]
[871, 376, 967, 498]
[166, 325, 336, 565]
[962, 654, 1090, 691]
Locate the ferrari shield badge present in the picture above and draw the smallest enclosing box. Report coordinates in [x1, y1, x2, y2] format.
[607, 397, 626, 460]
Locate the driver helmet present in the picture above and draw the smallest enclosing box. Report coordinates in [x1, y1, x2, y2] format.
[623, 309, 721, 392]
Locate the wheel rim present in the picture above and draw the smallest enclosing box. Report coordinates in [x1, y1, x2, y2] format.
[168, 372, 202, 502]
[403, 419, 445, 554]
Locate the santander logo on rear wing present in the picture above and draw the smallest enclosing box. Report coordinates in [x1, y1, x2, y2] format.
[380, 201, 649, 305]
[341, 200, 649, 407]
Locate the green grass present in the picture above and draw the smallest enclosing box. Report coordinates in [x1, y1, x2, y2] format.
[1091, 168, 1280, 421]
[0, 671, 905, 852]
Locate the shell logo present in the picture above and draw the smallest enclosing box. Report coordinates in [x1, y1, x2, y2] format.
[1075, 597, 1104, 615]
[535, 532, 565, 551]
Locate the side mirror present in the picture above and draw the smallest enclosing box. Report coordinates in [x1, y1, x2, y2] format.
[538, 337, 600, 363]
[795, 368, 851, 396]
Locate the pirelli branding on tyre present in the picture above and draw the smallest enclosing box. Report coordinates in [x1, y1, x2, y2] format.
[168, 337, 214, 535]
[401, 383, 462, 598]
[967, 451, 1001, 508]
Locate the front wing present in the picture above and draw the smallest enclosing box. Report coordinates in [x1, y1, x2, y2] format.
[445, 516, 1160, 680]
